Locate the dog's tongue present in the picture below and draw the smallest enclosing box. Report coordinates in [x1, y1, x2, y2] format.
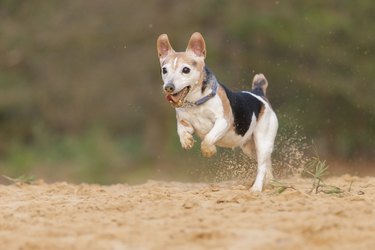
[166, 94, 180, 103]
[165, 95, 174, 102]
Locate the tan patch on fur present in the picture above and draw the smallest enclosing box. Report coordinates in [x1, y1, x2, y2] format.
[217, 85, 235, 131]
[163, 52, 205, 71]
[242, 137, 256, 159]
[258, 104, 265, 121]
[180, 119, 191, 128]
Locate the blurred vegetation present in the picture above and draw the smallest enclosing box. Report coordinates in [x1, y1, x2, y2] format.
[0, 1, 374, 183]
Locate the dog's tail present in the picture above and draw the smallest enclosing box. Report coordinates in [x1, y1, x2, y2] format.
[251, 73, 268, 96]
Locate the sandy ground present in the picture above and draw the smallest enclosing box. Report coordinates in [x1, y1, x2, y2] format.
[1, 175, 375, 250]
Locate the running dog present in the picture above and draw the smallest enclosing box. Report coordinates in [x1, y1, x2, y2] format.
[156, 32, 278, 191]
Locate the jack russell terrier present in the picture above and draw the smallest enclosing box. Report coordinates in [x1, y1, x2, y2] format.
[156, 32, 278, 191]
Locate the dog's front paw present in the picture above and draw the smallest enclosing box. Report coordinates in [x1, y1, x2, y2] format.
[201, 141, 217, 158]
[181, 134, 195, 150]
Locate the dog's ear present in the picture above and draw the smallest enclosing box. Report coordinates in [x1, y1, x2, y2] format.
[186, 32, 206, 58]
[157, 34, 174, 60]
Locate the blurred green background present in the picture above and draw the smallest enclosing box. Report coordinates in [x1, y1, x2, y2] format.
[0, 0, 374, 184]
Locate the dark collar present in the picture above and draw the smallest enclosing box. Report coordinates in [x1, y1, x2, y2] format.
[182, 67, 218, 107]
[194, 77, 218, 105]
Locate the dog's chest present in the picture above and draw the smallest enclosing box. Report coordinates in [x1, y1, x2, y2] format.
[176, 99, 223, 138]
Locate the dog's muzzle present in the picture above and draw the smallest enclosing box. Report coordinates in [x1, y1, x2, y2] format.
[165, 86, 191, 108]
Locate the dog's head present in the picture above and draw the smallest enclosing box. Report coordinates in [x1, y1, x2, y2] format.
[156, 32, 206, 108]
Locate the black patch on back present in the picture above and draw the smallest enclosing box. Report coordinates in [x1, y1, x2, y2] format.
[221, 84, 263, 136]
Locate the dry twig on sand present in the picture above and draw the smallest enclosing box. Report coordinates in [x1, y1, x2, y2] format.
[269, 180, 296, 194]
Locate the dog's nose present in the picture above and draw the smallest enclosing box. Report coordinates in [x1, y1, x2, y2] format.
[164, 83, 175, 93]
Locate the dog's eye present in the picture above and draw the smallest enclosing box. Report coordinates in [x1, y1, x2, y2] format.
[162, 67, 167, 74]
[182, 67, 190, 74]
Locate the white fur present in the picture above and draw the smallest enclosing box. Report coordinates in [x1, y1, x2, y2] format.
[241, 91, 278, 191]
[161, 61, 201, 94]
[176, 90, 278, 192]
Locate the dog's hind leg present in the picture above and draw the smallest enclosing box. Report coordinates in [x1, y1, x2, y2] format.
[251, 111, 278, 192]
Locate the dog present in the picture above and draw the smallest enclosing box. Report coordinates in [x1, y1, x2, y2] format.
[156, 32, 278, 192]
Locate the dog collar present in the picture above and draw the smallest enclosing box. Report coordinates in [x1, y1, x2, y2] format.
[194, 79, 218, 106]
[180, 79, 218, 108]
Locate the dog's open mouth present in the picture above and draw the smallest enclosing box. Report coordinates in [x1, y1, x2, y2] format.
[165, 86, 191, 107]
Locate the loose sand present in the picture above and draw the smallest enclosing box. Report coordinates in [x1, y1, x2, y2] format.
[1, 175, 375, 250]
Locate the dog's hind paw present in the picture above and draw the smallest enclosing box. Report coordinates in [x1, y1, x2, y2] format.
[201, 142, 217, 158]
[250, 184, 263, 192]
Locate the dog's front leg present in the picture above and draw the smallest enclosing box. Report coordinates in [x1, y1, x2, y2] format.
[201, 118, 228, 157]
[177, 118, 195, 150]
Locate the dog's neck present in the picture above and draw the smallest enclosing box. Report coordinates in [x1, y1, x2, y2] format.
[182, 66, 218, 108]
[201, 67, 213, 93]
